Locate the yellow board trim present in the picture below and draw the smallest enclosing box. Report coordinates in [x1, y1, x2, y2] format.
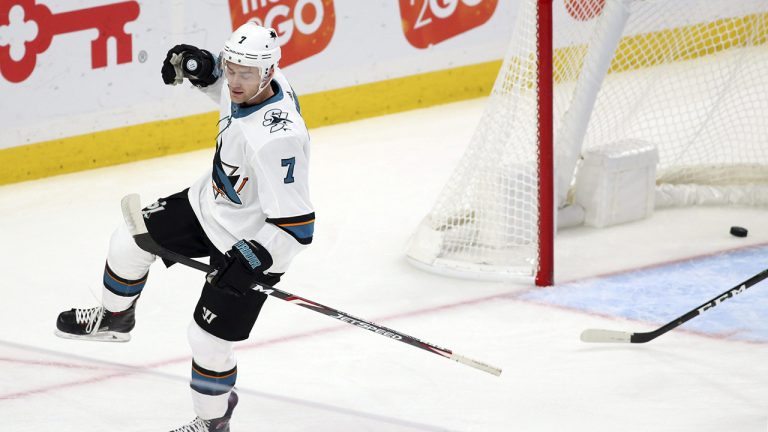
[0, 60, 501, 186]
[0, 112, 219, 186]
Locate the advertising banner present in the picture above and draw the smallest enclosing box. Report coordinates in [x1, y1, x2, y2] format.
[0, 0, 514, 152]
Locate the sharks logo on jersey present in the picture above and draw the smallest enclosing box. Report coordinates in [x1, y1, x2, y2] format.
[211, 139, 249, 204]
[263, 108, 292, 133]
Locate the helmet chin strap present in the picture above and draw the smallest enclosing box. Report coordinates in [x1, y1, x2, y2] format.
[246, 81, 269, 103]
[245, 70, 272, 103]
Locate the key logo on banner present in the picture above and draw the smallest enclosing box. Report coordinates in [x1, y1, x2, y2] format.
[399, 0, 498, 49]
[0, 0, 140, 83]
[227, 0, 335, 68]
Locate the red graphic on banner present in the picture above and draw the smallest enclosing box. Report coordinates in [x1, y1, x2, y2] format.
[564, 0, 605, 21]
[0, 1, 140, 83]
[399, 0, 498, 49]
[227, 0, 335, 68]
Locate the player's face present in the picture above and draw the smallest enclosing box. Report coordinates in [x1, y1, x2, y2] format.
[224, 61, 263, 104]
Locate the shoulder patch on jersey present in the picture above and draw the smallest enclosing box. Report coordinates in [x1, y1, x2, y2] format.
[263, 108, 292, 133]
[266, 213, 315, 245]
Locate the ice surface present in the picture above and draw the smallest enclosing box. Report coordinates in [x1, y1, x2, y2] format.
[1, 98, 767, 431]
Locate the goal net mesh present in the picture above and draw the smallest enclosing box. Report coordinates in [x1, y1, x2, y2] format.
[406, 0, 768, 281]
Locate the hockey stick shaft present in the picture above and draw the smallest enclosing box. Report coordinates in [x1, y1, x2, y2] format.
[581, 267, 768, 343]
[121, 194, 501, 376]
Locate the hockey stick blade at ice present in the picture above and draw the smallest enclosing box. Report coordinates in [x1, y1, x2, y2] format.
[580, 267, 768, 344]
[121, 194, 502, 376]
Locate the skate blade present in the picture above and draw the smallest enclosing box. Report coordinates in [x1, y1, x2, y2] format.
[54, 330, 131, 343]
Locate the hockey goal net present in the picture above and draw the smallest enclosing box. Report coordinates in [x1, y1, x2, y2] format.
[406, 0, 768, 286]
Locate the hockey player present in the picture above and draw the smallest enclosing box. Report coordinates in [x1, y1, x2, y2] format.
[55, 22, 314, 432]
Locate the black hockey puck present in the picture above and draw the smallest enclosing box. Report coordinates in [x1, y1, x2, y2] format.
[730, 226, 748, 237]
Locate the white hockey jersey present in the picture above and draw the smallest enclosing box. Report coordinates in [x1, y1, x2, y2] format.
[188, 68, 313, 274]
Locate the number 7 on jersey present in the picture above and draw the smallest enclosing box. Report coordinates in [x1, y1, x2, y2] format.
[281, 157, 296, 184]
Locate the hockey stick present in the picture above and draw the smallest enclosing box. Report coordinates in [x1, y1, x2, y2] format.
[580, 267, 768, 343]
[121, 194, 502, 376]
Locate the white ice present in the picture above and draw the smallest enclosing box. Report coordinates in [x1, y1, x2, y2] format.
[1, 98, 767, 431]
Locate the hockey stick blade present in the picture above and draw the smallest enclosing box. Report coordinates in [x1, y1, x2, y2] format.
[580, 267, 768, 344]
[121, 194, 502, 376]
[580, 329, 632, 343]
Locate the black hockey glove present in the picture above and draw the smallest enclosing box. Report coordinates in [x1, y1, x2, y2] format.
[209, 240, 274, 296]
[161, 44, 219, 87]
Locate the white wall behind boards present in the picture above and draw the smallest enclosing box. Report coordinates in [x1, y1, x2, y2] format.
[3, 0, 761, 153]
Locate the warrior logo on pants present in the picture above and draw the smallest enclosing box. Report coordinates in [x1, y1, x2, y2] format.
[201, 307, 217, 324]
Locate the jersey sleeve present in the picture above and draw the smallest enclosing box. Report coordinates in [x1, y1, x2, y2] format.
[197, 76, 225, 105]
[248, 134, 314, 273]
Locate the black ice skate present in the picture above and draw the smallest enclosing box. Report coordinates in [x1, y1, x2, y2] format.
[55, 303, 136, 342]
[169, 391, 239, 432]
